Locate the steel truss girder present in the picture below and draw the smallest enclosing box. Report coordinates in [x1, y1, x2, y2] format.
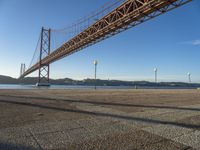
[22, 0, 191, 77]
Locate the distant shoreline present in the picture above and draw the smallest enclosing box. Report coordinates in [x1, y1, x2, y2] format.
[0, 84, 199, 90]
[0, 75, 200, 89]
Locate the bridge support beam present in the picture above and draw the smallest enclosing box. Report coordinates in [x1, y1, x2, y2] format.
[37, 27, 51, 87]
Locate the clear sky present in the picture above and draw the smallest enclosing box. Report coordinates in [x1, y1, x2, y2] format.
[0, 0, 200, 82]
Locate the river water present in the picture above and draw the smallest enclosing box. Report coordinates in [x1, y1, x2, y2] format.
[0, 84, 197, 90]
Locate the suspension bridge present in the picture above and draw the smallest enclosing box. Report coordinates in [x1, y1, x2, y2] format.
[19, 0, 192, 86]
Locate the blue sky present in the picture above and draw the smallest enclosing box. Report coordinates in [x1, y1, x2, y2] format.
[0, 0, 200, 82]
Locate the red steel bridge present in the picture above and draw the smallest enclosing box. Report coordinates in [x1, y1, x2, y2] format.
[20, 0, 192, 86]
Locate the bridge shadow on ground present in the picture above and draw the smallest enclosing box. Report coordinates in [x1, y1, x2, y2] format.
[0, 94, 200, 112]
[0, 143, 38, 150]
[0, 99, 199, 129]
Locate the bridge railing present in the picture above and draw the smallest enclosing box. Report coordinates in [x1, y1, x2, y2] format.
[50, 0, 126, 54]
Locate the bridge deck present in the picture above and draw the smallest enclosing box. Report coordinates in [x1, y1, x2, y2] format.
[21, 0, 191, 77]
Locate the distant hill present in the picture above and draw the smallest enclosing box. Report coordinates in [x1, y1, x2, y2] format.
[0, 75, 200, 88]
[0, 75, 18, 84]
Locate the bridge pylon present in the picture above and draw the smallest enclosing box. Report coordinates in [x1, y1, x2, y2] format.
[36, 27, 51, 87]
[19, 63, 25, 77]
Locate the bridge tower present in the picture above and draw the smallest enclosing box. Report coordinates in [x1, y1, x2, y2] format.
[36, 27, 51, 86]
[20, 63, 26, 77]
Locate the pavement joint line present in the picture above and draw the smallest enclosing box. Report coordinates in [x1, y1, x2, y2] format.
[29, 126, 84, 136]
[75, 119, 103, 139]
[129, 105, 200, 117]
[75, 101, 200, 122]
[141, 110, 200, 123]
[91, 105, 200, 130]
[129, 110, 175, 118]
[28, 128, 43, 150]
[138, 135, 168, 149]
[172, 130, 200, 149]
[145, 126, 194, 138]
[142, 124, 198, 149]
[145, 137, 191, 150]
[75, 105, 170, 129]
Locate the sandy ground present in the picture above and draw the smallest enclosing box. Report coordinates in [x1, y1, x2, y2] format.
[0, 89, 200, 150]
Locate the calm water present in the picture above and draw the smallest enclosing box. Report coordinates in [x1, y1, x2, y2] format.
[0, 84, 137, 89]
[0, 84, 196, 90]
[0, 84, 93, 89]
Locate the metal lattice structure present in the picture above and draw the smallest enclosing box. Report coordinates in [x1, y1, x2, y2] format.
[21, 0, 192, 78]
[36, 27, 51, 86]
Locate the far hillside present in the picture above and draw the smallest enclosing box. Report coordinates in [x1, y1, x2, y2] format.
[0, 75, 200, 88]
[0, 75, 18, 84]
